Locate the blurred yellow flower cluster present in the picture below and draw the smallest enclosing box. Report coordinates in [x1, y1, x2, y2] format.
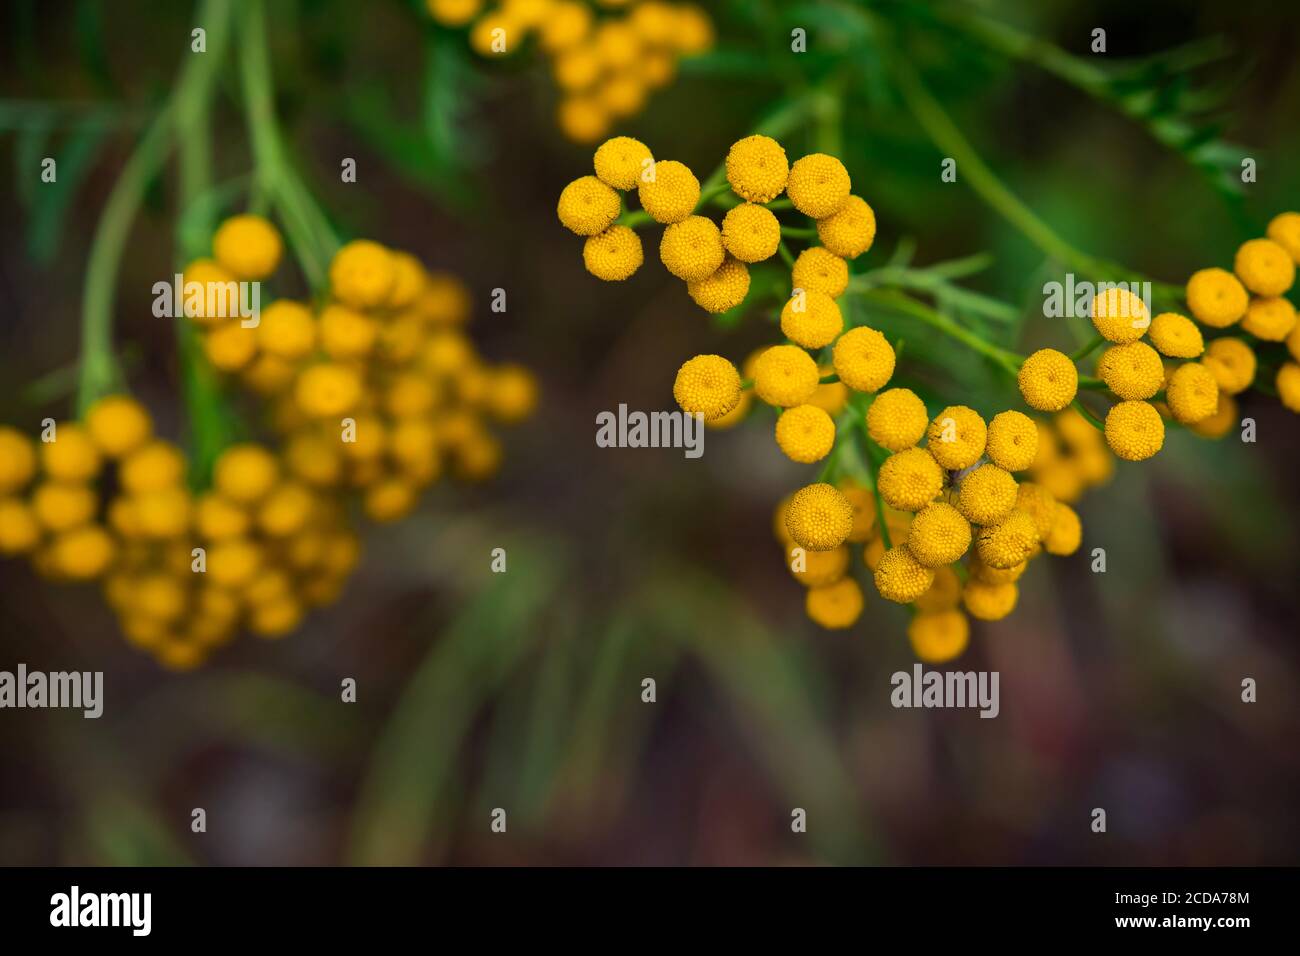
[427, 0, 713, 143]
[0, 215, 537, 669]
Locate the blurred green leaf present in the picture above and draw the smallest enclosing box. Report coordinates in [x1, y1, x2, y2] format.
[27, 124, 109, 263]
[348, 543, 561, 864]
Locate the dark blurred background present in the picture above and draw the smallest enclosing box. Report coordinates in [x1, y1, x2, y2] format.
[2, 0, 1299, 865]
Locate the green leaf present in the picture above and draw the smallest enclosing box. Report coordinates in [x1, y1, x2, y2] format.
[27, 124, 109, 263]
[347, 544, 561, 864]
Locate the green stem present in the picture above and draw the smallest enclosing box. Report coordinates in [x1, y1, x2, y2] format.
[1071, 398, 1106, 431]
[889, 51, 1182, 302]
[780, 225, 818, 239]
[853, 287, 1022, 377]
[1071, 334, 1105, 363]
[861, 444, 892, 551]
[175, 0, 236, 488]
[75, 0, 235, 415]
[617, 209, 654, 228]
[238, 0, 337, 291]
[777, 240, 796, 269]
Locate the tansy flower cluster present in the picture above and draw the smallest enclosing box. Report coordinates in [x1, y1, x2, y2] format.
[0, 215, 537, 670]
[185, 216, 539, 511]
[560, 125, 1299, 663]
[558, 133, 876, 326]
[426, 0, 713, 143]
[1182, 213, 1300, 416]
[0, 405, 364, 670]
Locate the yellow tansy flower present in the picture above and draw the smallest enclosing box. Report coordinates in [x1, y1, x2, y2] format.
[1043, 502, 1082, 556]
[1014, 482, 1057, 540]
[557, 175, 621, 236]
[962, 579, 1018, 621]
[1091, 286, 1150, 343]
[908, 610, 969, 663]
[1148, 311, 1204, 358]
[672, 354, 741, 421]
[1188, 393, 1238, 439]
[957, 463, 1018, 526]
[1097, 341, 1163, 401]
[866, 387, 928, 451]
[1201, 337, 1256, 395]
[1266, 211, 1300, 263]
[1104, 400, 1164, 461]
[638, 159, 699, 223]
[724, 135, 789, 203]
[329, 240, 396, 309]
[877, 447, 944, 512]
[873, 545, 934, 603]
[785, 482, 854, 551]
[788, 544, 849, 587]
[688, 257, 750, 313]
[85, 395, 152, 459]
[791, 247, 849, 297]
[786, 153, 851, 219]
[805, 577, 864, 629]
[914, 564, 961, 612]
[815, 195, 875, 259]
[721, 203, 780, 263]
[41, 423, 101, 482]
[926, 405, 986, 470]
[1186, 267, 1248, 328]
[1241, 297, 1297, 342]
[753, 344, 820, 407]
[593, 136, 652, 191]
[1234, 238, 1295, 297]
[975, 510, 1039, 569]
[906, 502, 972, 568]
[1276, 363, 1300, 414]
[780, 290, 843, 349]
[1166, 362, 1219, 424]
[985, 410, 1037, 472]
[775, 404, 836, 463]
[659, 215, 724, 281]
[832, 326, 895, 393]
[583, 225, 644, 280]
[1018, 348, 1078, 411]
[212, 213, 282, 281]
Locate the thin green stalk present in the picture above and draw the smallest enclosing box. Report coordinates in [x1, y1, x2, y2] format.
[1071, 398, 1106, 431]
[175, 0, 236, 487]
[777, 240, 796, 269]
[780, 225, 818, 239]
[238, 0, 337, 290]
[862, 443, 892, 551]
[75, 0, 233, 415]
[889, 52, 1182, 302]
[617, 208, 654, 228]
[75, 116, 170, 414]
[1071, 334, 1105, 362]
[853, 287, 1022, 377]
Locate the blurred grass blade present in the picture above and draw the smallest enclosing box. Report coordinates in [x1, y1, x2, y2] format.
[348, 545, 560, 865]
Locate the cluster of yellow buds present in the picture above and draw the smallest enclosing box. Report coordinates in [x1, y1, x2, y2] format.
[559, 138, 1300, 663]
[0, 214, 537, 669]
[427, 0, 713, 142]
[185, 217, 538, 518]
